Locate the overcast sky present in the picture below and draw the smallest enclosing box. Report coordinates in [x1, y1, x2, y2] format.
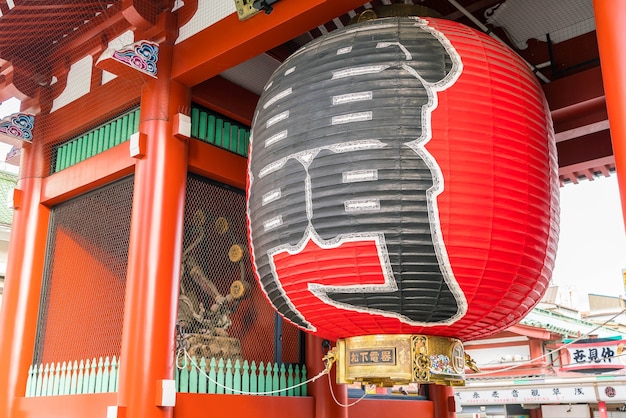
[551, 175, 626, 310]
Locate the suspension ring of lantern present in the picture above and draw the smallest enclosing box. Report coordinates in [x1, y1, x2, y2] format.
[246, 6, 559, 386]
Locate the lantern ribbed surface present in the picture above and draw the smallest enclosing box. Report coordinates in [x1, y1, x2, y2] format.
[246, 17, 559, 342]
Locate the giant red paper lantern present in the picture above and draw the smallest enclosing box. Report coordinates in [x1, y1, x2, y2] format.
[246, 15, 559, 344]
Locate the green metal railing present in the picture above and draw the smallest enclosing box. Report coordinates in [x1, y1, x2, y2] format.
[191, 107, 251, 158]
[177, 357, 307, 396]
[52, 106, 249, 173]
[26, 356, 307, 397]
[26, 356, 119, 397]
[53, 108, 140, 173]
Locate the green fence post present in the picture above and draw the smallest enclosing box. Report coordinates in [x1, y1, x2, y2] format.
[189, 357, 199, 394]
[301, 365, 307, 396]
[287, 364, 294, 396]
[233, 359, 242, 394]
[69, 361, 78, 394]
[249, 361, 257, 395]
[257, 362, 265, 395]
[41, 364, 50, 396]
[95, 357, 104, 393]
[208, 357, 217, 394]
[279, 364, 287, 396]
[102, 357, 110, 392]
[266, 362, 274, 396]
[198, 357, 208, 394]
[77, 359, 85, 394]
[271, 363, 278, 396]
[225, 359, 233, 394]
[87, 358, 97, 394]
[111, 356, 119, 392]
[179, 356, 189, 393]
[52, 362, 65, 396]
[25, 365, 34, 397]
[216, 358, 225, 395]
[49, 363, 56, 395]
[34, 364, 43, 397]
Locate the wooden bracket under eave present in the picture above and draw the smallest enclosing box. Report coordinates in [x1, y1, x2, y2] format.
[0, 113, 34, 148]
[96, 40, 159, 82]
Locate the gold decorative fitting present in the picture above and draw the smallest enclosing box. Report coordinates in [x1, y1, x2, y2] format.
[350, 4, 441, 25]
[234, 0, 259, 20]
[334, 334, 466, 387]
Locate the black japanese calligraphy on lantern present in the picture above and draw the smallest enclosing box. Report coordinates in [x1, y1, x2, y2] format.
[248, 17, 467, 332]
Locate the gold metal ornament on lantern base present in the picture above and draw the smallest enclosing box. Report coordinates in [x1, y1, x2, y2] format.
[326, 334, 467, 387]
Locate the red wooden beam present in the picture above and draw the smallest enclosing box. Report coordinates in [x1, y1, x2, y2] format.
[172, 0, 369, 87]
[191, 75, 259, 126]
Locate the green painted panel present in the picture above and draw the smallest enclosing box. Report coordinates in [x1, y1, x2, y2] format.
[114, 119, 123, 146]
[230, 125, 239, 153]
[73, 138, 82, 165]
[191, 107, 200, 138]
[132, 108, 140, 133]
[96, 128, 105, 154]
[90, 131, 98, 159]
[198, 357, 207, 394]
[224, 359, 233, 395]
[120, 115, 129, 144]
[271, 363, 278, 396]
[80, 135, 89, 161]
[222, 121, 231, 151]
[198, 111, 208, 141]
[257, 362, 265, 395]
[179, 357, 189, 393]
[55, 146, 65, 172]
[207, 115, 216, 144]
[103, 124, 112, 151]
[216, 358, 225, 395]
[208, 358, 217, 394]
[70, 361, 78, 395]
[215, 118, 223, 147]
[249, 361, 258, 394]
[68, 141, 77, 167]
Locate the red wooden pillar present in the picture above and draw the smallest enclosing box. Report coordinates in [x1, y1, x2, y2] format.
[593, 0, 626, 228]
[429, 384, 456, 418]
[115, 29, 191, 418]
[0, 138, 50, 418]
[598, 401, 608, 418]
[305, 335, 348, 418]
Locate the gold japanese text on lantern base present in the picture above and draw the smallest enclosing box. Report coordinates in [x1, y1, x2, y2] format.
[332, 335, 466, 387]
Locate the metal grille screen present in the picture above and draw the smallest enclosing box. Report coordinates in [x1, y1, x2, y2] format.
[33, 176, 134, 365]
[177, 174, 302, 365]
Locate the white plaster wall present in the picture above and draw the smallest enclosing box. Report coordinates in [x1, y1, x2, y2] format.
[176, 0, 236, 44]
